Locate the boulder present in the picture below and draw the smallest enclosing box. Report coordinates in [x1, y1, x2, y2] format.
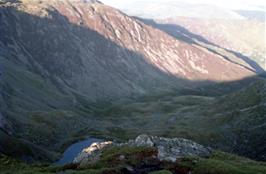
[132, 135, 212, 162]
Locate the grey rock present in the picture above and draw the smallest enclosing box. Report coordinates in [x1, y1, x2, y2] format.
[134, 134, 154, 147]
[131, 134, 212, 162]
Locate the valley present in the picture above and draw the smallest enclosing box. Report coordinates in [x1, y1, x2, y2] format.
[0, 0, 265, 173]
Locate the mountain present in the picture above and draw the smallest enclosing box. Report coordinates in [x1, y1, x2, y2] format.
[104, 0, 265, 72]
[156, 17, 266, 71]
[0, 0, 254, 101]
[0, 0, 263, 163]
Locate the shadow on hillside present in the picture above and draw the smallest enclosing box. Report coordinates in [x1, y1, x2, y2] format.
[136, 18, 265, 74]
[0, 6, 188, 100]
[1, 5, 260, 101]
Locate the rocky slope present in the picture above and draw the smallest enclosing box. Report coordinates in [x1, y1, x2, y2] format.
[0, 0, 261, 162]
[108, 0, 265, 72]
[156, 17, 266, 71]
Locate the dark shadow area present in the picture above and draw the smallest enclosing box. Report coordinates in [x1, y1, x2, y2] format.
[0, 4, 265, 163]
[136, 17, 265, 74]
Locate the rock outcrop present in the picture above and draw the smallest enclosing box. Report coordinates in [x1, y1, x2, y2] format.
[128, 134, 212, 162]
[74, 135, 212, 165]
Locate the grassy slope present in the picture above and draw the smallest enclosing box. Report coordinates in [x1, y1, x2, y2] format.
[1, 53, 265, 162]
[181, 151, 266, 174]
[1, 148, 266, 174]
[92, 78, 266, 160]
[0, 61, 102, 161]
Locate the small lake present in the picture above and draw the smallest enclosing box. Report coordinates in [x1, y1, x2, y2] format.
[55, 137, 102, 165]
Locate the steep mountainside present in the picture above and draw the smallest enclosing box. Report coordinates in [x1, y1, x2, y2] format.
[156, 17, 266, 71]
[0, 0, 261, 162]
[107, 0, 265, 72]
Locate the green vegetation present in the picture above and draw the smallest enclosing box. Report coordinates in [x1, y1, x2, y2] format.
[93, 78, 266, 160]
[91, 146, 157, 167]
[181, 151, 266, 174]
[0, 155, 52, 174]
[1, 54, 265, 164]
[1, 73, 265, 163]
[1, 150, 266, 174]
